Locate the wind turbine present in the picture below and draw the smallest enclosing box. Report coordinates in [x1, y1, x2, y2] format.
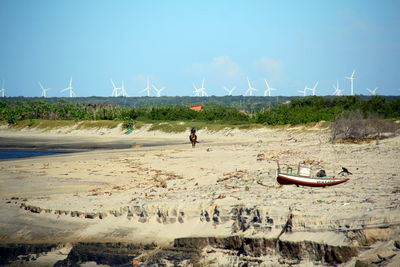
[39, 82, 51, 97]
[366, 87, 378, 96]
[332, 80, 343, 96]
[120, 80, 128, 97]
[110, 79, 121, 97]
[306, 81, 319, 96]
[263, 79, 276, 97]
[0, 80, 5, 97]
[192, 84, 201, 96]
[298, 85, 308, 96]
[223, 86, 236, 96]
[141, 77, 151, 96]
[245, 77, 257, 96]
[345, 70, 356, 95]
[152, 84, 165, 97]
[60, 77, 76, 97]
[199, 78, 207, 96]
[193, 78, 207, 96]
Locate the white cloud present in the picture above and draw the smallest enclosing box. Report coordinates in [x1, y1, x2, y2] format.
[211, 56, 244, 81]
[133, 74, 159, 87]
[187, 56, 245, 87]
[255, 57, 285, 82]
[133, 74, 161, 96]
[347, 20, 381, 33]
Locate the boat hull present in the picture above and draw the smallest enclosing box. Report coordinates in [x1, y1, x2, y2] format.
[277, 173, 349, 187]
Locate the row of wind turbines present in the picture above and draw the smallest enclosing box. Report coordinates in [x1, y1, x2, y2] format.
[193, 70, 364, 97]
[0, 70, 388, 98]
[142, 70, 378, 97]
[191, 77, 275, 97]
[38, 77, 76, 98]
[38, 77, 165, 98]
[297, 70, 379, 97]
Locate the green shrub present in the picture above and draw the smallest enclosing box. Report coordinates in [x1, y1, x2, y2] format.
[122, 118, 134, 129]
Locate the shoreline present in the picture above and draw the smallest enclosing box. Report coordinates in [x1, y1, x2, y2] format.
[0, 133, 188, 153]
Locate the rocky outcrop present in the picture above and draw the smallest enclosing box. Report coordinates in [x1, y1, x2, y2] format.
[54, 242, 199, 267]
[0, 243, 58, 265]
[174, 236, 358, 265]
[12, 201, 400, 266]
[1, 239, 359, 266]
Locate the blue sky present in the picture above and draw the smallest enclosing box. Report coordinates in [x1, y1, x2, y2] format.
[0, 0, 399, 97]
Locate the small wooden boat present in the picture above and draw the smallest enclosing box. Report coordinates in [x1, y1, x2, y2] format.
[276, 162, 350, 187]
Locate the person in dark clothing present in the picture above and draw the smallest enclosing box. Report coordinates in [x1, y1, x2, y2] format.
[189, 128, 197, 148]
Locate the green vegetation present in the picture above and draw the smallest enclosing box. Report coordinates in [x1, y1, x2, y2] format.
[255, 96, 400, 125]
[76, 120, 121, 130]
[1, 96, 399, 132]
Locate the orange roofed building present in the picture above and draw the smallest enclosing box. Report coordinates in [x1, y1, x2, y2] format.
[188, 105, 203, 112]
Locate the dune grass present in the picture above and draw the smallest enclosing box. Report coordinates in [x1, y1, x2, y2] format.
[10, 120, 77, 130]
[5, 119, 122, 131]
[3, 119, 275, 133]
[146, 121, 264, 133]
[76, 120, 121, 130]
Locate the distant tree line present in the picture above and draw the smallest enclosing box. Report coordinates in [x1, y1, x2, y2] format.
[256, 96, 400, 125]
[7, 94, 400, 111]
[1, 96, 399, 126]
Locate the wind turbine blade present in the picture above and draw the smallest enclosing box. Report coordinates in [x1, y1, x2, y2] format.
[110, 79, 117, 89]
[264, 79, 270, 89]
[202, 78, 205, 88]
[247, 77, 251, 88]
[69, 77, 73, 87]
[39, 82, 44, 90]
[314, 81, 319, 89]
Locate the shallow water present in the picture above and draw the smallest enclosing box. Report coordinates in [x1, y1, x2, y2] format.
[0, 151, 63, 160]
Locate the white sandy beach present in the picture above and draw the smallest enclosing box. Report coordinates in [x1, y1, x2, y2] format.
[0, 124, 399, 266]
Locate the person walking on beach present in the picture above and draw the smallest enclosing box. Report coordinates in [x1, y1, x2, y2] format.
[189, 127, 197, 148]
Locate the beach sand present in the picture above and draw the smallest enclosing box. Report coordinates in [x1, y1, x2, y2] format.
[0, 124, 399, 266]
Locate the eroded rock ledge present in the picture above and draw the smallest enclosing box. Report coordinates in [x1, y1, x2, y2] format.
[3, 233, 399, 267]
[174, 236, 358, 265]
[0, 238, 358, 267]
[18, 201, 399, 235]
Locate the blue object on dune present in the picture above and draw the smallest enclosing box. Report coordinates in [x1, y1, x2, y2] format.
[125, 129, 133, 135]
